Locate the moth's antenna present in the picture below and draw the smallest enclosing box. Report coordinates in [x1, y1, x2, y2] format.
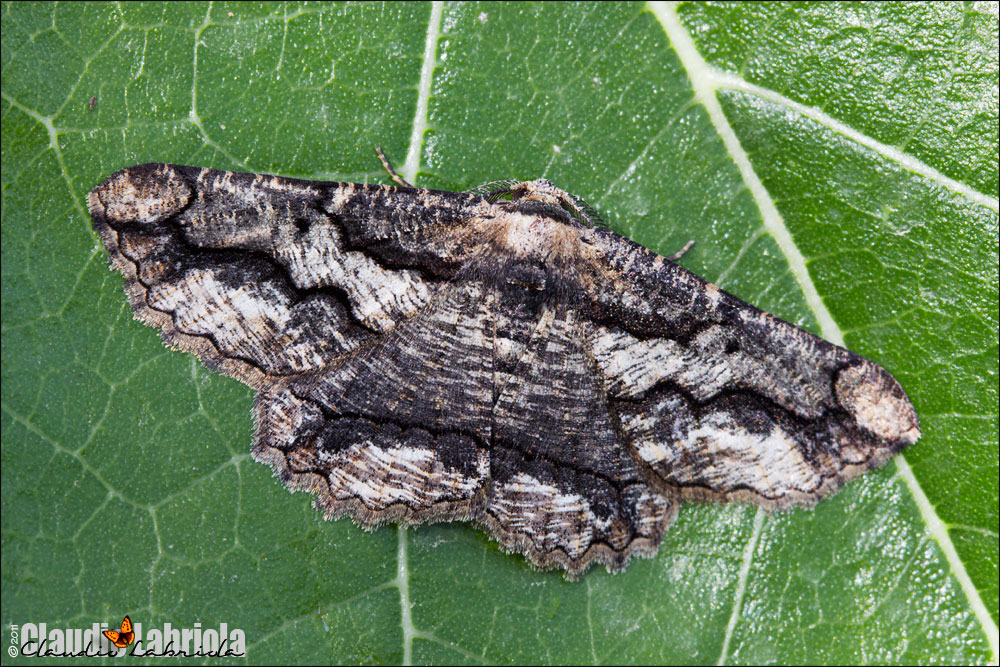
[665, 240, 696, 261]
[566, 194, 609, 229]
[466, 179, 522, 201]
[375, 146, 414, 188]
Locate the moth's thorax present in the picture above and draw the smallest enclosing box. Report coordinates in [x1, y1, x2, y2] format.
[486, 207, 584, 263]
[474, 178, 595, 265]
[511, 178, 567, 208]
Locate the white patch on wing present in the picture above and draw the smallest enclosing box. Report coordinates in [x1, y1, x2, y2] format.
[589, 324, 738, 400]
[634, 490, 671, 535]
[634, 413, 822, 496]
[588, 326, 687, 398]
[637, 441, 670, 464]
[321, 443, 488, 509]
[99, 165, 191, 224]
[148, 267, 354, 372]
[277, 222, 431, 332]
[489, 473, 596, 559]
[836, 363, 919, 444]
[588, 322, 832, 418]
[262, 390, 322, 449]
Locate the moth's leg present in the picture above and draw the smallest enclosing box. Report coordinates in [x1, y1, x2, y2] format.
[665, 240, 695, 261]
[374, 146, 415, 188]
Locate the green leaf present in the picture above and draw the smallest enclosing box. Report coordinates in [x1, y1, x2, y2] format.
[2, 2, 996, 664]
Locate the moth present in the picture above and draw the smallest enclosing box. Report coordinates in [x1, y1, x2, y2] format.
[88, 153, 919, 577]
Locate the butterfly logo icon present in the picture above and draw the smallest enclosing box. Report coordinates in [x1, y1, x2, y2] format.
[103, 615, 135, 649]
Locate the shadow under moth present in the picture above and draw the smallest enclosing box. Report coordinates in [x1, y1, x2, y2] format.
[88, 156, 919, 577]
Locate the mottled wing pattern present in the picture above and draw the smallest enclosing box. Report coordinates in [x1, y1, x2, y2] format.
[91, 164, 918, 577]
[253, 267, 675, 574]
[580, 228, 920, 507]
[484, 302, 675, 572]
[88, 164, 486, 388]
[90, 163, 501, 532]
[254, 277, 495, 526]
